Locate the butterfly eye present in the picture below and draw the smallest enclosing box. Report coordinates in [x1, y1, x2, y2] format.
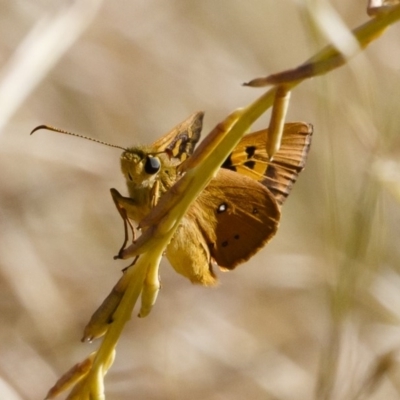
[144, 156, 161, 175]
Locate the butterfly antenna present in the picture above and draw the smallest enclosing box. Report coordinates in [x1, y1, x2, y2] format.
[30, 125, 127, 151]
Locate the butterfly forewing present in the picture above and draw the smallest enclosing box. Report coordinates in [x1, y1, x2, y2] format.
[194, 169, 281, 270]
[151, 112, 203, 161]
[222, 122, 312, 205]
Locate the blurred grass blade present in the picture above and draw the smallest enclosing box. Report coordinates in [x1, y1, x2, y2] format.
[0, 0, 103, 135]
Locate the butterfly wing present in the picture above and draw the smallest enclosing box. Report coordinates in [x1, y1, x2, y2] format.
[191, 169, 281, 270]
[163, 122, 312, 281]
[222, 122, 312, 205]
[166, 215, 217, 286]
[165, 169, 280, 283]
[151, 112, 204, 161]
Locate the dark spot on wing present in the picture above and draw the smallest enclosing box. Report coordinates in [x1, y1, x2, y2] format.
[245, 146, 256, 158]
[244, 160, 256, 169]
[222, 155, 236, 171]
[265, 165, 278, 179]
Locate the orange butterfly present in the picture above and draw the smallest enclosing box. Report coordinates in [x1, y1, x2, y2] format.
[111, 112, 312, 285]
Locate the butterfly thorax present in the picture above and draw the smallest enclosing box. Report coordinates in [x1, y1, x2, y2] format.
[120, 146, 178, 223]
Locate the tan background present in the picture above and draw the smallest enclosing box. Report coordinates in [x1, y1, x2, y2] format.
[1, 1, 400, 399]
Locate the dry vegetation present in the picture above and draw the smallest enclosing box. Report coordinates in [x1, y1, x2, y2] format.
[1, 1, 400, 399]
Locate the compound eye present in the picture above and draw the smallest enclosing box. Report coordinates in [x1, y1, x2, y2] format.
[144, 156, 161, 175]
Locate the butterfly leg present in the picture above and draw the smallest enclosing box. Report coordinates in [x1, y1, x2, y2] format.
[149, 180, 160, 208]
[110, 188, 137, 259]
[121, 255, 139, 273]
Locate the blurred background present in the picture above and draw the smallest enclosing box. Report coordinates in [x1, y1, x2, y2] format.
[1, 1, 400, 399]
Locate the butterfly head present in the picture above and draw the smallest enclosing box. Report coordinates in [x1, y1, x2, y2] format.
[120, 144, 180, 193]
[120, 146, 162, 185]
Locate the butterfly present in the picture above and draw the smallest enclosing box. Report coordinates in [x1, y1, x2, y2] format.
[110, 112, 312, 286]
